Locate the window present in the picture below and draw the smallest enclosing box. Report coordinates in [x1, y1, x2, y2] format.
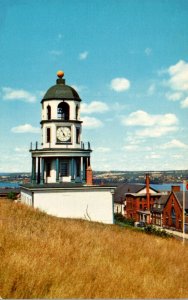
[76, 128, 80, 144]
[47, 128, 51, 143]
[165, 212, 169, 225]
[76, 105, 79, 120]
[46, 162, 51, 177]
[47, 105, 51, 120]
[60, 162, 69, 177]
[76, 159, 80, 177]
[171, 207, 176, 226]
[57, 102, 69, 120]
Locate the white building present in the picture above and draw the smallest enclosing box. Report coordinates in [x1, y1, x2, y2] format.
[21, 71, 115, 224]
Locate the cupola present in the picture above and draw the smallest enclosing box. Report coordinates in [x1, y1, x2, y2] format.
[42, 71, 81, 101]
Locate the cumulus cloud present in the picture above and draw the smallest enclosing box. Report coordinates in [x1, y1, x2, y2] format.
[165, 92, 183, 101]
[145, 48, 152, 56]
[2, 87, 37, 103]
[123, 145, 139, 151]
[167, 60, 188, 91]
[81, 117, 103, 128]
[58, 33, 63, 39]
[161, 139, 188, 149]
[181, 97, 188, 108]
[14, 147, 28, 152]
[145, 153, 161, 159]
[11, 124, 40, 133]
[122, 110, 178, 127]
[110, 77, 130, 92]
[136, 126, 178, 138]
[95, 147, 111, 153]
[49, 50, 62, 56]
[147, 83, 156, 96]
[81, 101, 109, 114]
[79, 51, 88, 60]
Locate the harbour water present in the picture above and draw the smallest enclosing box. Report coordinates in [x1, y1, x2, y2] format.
[0, 181, 184, 191]
[150, 183, 183, 191]
[0, 182, 20, 188]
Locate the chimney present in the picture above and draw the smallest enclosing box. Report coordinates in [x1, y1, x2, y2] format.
[86, 166, 93, 185]
[146, 173, 150, 207]
[171, 185, 181, 192]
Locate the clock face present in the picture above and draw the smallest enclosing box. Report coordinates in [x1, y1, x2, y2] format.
[56, 127, 71, 142]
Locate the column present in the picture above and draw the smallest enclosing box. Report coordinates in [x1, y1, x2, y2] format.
[31, 157, 36, 184]
[83, 158, 86, 182]
[41, 158, 44, 184]
[71, 158, 75, 182]
[37, 157, 40, 184]
[80, 157, 83, 182]
[56, 158, 60, 182]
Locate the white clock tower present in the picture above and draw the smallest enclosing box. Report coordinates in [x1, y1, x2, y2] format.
[30, 70, 92, 184]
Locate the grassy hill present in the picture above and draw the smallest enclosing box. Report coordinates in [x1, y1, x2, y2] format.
[1, 199, 188, 298]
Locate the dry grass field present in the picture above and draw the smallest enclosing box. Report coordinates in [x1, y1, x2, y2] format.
[1, 199, 188, 299]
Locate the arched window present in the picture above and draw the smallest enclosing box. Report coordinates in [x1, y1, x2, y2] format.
[57, 102, 69, 120]
[75, 105, 79, 120]
[47, 105, 51, 120]
[171, 207, 176, 226]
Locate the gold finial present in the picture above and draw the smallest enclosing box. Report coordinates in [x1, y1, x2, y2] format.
[57, 70, 64, 78]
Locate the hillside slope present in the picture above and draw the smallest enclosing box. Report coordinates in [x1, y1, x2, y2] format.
[0, 199, 188, 298]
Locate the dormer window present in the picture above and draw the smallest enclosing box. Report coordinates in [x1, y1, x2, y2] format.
[57, 102, 69, 120]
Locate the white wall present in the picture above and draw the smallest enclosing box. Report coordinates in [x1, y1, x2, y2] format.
[21, 190, 32, 206]
[21, 188, 114, 224]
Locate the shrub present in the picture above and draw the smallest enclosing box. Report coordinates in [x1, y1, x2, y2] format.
[144, 225, 173, 238]
[114, 213, 134, 226]
[7, 192, 17, 201]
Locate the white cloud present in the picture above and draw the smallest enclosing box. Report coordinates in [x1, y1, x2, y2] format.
[110, 77, 130, 92]
[147, 83, 155, 96]
[112, 102, 128, 111]
[145, 153, 161, 159]
[161, 139, 188, 149]
[49, 50, 62, 56]
[58, 33, 63, 39]
[168, 60, 188, 91]
[81, 101, 109, 114]
[95, 147, 111, 153]
[81, 117, 103, 128]
[136, 126, 178, 138]
[165, 92, 183, 101]
[145, 48, 152, 56]
[122, 110, 178, 127]
[172, 154, 183, 159]
[14, 147, 28, 152]
[2, 87, 36, 103]
[181, 97, 188, 108]
[123, 145, 139, 151]
[79, 51, 88, 60]
[11, 124, 40, 133]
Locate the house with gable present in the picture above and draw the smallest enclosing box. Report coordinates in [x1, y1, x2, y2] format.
[151, 194, 169, 227]
[114, 183, 145, 215]
[162, 186, 188, 232]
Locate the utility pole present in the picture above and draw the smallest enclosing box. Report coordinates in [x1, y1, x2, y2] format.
[182, 180, 185, 244]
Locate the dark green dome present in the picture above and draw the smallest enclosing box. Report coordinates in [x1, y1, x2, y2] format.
[42, 78, 81, 102]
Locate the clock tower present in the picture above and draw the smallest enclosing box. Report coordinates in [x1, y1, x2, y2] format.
[30, 71, 92, 184]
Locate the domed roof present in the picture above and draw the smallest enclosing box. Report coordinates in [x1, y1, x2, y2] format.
[42, 72, 81, 102]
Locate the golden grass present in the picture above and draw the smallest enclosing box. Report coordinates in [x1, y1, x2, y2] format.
[1, 199, 188, 298]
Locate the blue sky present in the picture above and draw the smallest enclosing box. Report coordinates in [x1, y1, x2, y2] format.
[0, 0, 188, 172]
